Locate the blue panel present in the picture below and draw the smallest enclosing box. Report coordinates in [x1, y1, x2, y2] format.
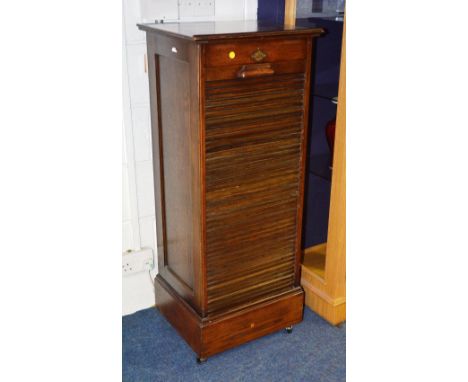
[302, 95, 336, 247]
[302, 173, 331, 248]
[307, 95, 336, 180]
[257, 0, 285, 24]
[299, 18, 343, 248]
[296, 17, 343, 99]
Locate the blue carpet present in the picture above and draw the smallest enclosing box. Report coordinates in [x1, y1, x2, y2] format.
[123, 306, 345, 382]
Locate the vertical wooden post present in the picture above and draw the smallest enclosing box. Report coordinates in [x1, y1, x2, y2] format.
[284, 0, 297, 26]
[324, 18, 346, 300]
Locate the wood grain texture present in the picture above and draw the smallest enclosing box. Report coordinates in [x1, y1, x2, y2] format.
[284, 0, 297, 27]
[236, 63, 275, 79]
[138, 20, 323, 42]
[155, 275, 202, 352]
[145, 33, 203, 311]
[145, 33, 166, 280]
[189, 42, 204, 313]
[294, 37, 313, 285]
[159, 55, 194, 290]
[204, 72, 307, 316]
[201, 288, 304, 358]
[206, 60, 306, 82]
[205, 38, 305, 67]
[155, 275, 304, 359]
[302, 243, 327, 279]
[138, 22, 323, 359]
[302, 279, 346, 326]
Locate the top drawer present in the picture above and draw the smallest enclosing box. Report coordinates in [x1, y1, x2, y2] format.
[204, 38, 307, 67]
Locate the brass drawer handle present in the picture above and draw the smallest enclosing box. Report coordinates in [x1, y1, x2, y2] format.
[237, 63, 275, 79]
[251, 48, 267, 62]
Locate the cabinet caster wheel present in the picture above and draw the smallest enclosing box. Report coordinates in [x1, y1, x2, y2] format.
[197, 357, 207, 364]
[285, 326, 293, 334]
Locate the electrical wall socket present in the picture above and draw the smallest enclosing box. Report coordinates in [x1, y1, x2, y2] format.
[122, 248, 154, 276]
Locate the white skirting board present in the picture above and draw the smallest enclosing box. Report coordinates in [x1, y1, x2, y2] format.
[122, 248, 157, 316]
[122, 271, 156, 316]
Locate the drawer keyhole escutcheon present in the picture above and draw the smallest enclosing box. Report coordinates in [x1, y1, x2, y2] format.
[228, 51, 236, 59]
[251, 48, 267, 62]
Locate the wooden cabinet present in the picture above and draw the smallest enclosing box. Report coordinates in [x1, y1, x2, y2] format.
[138, 21, 323, 360]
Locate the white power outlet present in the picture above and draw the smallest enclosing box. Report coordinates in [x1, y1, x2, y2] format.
[122, 248, 154, 276]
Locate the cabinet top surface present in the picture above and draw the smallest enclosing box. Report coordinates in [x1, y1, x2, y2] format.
[137, 20, 324, 42]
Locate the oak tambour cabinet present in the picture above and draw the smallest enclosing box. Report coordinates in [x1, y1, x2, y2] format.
[137, 21, 323, 361]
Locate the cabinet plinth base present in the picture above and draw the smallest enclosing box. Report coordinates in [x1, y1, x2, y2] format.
[155, 275, 304, 359]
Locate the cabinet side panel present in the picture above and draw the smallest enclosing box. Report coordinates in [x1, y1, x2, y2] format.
[147, 33, 203, 312]
[146, 36, 166, 275]
[158, 55, 195, 290]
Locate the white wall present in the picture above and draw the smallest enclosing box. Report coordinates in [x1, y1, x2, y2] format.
[122, 0, 258, 316]
[122, 0, 158, 316]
